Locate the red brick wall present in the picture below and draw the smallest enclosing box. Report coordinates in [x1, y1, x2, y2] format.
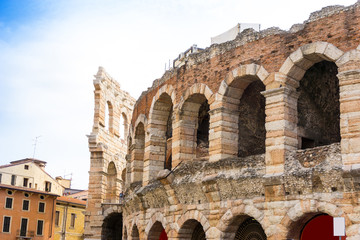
[131, 5, 360, 126]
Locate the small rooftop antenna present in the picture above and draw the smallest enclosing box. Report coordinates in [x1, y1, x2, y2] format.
[32, 136, 42, 158]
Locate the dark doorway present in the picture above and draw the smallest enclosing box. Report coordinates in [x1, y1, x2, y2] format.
[102, 213, 123, 240]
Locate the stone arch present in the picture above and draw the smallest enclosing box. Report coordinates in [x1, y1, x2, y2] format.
[175, 210, 211, 239]
[131, 224, 140, 240]
[283, 200, 346, 240]
[178, 83, 214, 110]
[144, 85, 175, 184]
[218, 63, 269, 97]
[279, 42, 343, 150]
[174, 83, 213, 162]
[132, 114, 147, 140]
[147, 221, 167, 240]
[213, 64, 268, 159]
[217, 205, 265, 240]
[279, 41, 344, 85]
[148, 84, 176, 118]
[101, 212, 123, 240]
[145, 212, 168, 236]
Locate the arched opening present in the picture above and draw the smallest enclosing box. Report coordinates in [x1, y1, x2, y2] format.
[178, 219, 206, 240]
[106, 161, 117, 203]
[105, 101, 114, 132]
[101, 212, 123, 240]
[287, 213, 346, 240]
[297, 61, 340, 149]
[237, 80, 265, 157]
[148, 221, 167, 240]
[121, 168, 126, 183]
[131, 123, 145, 183]
[120, 113, 128, 140]
[234, 218, 266, 240]
[124, 228, 128, 240]
[149, 93, 173, 172]
[222, 215, 266, 240]
[182, 94, 210, 158]
[131, 225, 140, 240]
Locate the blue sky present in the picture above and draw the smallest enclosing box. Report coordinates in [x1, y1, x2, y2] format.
[0, 0, 356, 189]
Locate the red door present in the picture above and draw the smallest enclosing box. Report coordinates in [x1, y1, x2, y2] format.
[301, 215, 346, 240]
[159, 229, 168, 240]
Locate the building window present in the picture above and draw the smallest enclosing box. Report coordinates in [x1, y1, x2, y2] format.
[24, 165, 29, 170]
[5, 198, 13, 209]
[23, 178, 29, 187]
[2, 216, 11, 233]
[11, 175, 16, 185]
[0, 173, 2, 183]
[22, 200, 30, 211]
[20, 218, 28, 237]
[55, 211, 60, 226]
[24, 193, 29, 198]
[45, 181, 51, 192]
[70, 213, 76, 228]
[7, 190, 13, 195]
[37, 220, 44, 236]
[38, 202, 45, 213]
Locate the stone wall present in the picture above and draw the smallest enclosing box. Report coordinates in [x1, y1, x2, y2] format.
[85, 67, 135, 239]
[86, 2, 360, 240]
[123, 2, 360, 239]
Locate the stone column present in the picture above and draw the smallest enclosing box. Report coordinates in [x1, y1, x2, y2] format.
[143, 120, 167, 184]
[130, 141, 144, 183]
[337, 49, 360, 169]
[172, 108, 198, 166]
[84, 144, 107, 240]
[209, 103, 239, 162]
[262, 83, 298, 175]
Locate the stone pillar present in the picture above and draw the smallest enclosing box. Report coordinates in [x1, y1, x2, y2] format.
[143, 121, 167, 185]
[262, 83, 298, 175]
[337, 49, 360, 169]
[130, 141, 144, 183]
[209, 103, 239, 162]
[84, 148, 107, 240]
[172, 108, 198, 166]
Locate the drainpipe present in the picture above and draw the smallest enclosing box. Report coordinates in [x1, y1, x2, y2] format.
[49, 197, 56, 239]
[61, 203, 69, 240]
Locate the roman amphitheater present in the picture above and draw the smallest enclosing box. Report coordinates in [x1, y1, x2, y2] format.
[84, 2, 360, 240]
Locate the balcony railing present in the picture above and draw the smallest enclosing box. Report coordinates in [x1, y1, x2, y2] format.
[16, 230, 34, 240]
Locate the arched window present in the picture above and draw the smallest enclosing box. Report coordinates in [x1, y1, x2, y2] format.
[120, 113, 128, 140]
[131, 225, 140, 240]
[178, 220, 205, 240]
[105, 162, 117, 203]
[105, 101, 114, 133]
[237, 80, 265, 157]
[101, 212, 123, 240]
[148, 221, 167, 240]
[182, 94, 210, 158]
[297, 61, 340, 149]
[145, 92, 173, 184]
[131, 123, 145, 183]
